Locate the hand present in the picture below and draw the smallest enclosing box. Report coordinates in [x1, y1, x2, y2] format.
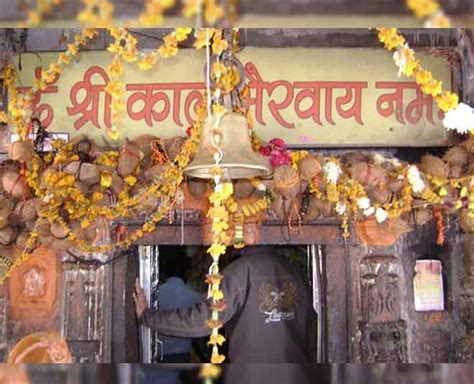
[133, 278, 148, 320]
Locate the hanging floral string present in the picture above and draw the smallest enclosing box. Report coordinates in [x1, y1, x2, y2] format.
[18, 0, 64, 27]
[2, 28, 99, 139]
[18, 0, 228, 27]
[78, 0, 115, 27]
[377, 28, 474, 135]
[405, 0, 452, 27]
[202, 27, 231, 365]
[104, 27, 194, 140]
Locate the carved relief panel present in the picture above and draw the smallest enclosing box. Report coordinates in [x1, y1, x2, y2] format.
[360, 255, 400, 322]
[357, 255, 407, 363]
[61, 263, 112, 362]
[358, 320, 408, 363]
[8, 247, 60, 323]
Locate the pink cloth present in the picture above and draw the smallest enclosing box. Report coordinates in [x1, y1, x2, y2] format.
[259, 138, 291, 167]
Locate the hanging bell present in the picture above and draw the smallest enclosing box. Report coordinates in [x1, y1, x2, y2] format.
[184, 112, 273, 180]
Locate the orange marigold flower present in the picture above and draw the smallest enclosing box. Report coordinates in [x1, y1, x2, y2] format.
[206, 273, 223, 285]
[206, 319, 223, 330]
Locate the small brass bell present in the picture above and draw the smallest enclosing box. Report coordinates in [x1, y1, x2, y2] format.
[184, 112, 273, 180]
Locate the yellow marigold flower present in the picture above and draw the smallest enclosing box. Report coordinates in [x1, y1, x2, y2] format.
[435, 91, 459, 112]
[377, 28, 405, 51]
[158, 43, 178, 58]
[428, 13, 451, 28]
[80, 219, 91, 229]
[208, 334, 226, 346]
[199, 364, 221, 379]
[182, 0, 200, 17]
[175, 28, 193, 42]
[406, 0, 439, 19]
[212, 37, 229, 56]
[67, 44, 79, 56]
[421, 79, 442, 97]
[100, 171, 113, 188]
[211, 61, 227, 78]
[210, 352, 226, 364]
[138, 53, 158, 71]
[414, 68, 433, 85]
[204, 2, 225, 25]
[164, 34, 178, 47]
[92, 191, 104, 202]
[41, 70, 56, 84]
[194, 29, 216, 49]
[108, 56, 123, 77]
[27, 11, 41, 26]
[143, 222, 156, 233]
[207, 243, 226, 259]
[105, 81, 123, 98]
[122, 49, 138, 63]
[75, 34, 87, 46]
[212, 104, 227, 118]
[108, 127, 120, 141]
[209, 289, 224, 301]
[58, 53, 71, 65]
[0, 111, 8, 123]
[107, 42, 122, 55]
[124, 175, 137, 186]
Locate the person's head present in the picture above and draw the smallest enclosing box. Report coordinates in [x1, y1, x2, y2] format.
[160, 246, 191, 282]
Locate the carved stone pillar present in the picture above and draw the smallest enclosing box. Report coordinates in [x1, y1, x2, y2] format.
[356, 255, 408, 363]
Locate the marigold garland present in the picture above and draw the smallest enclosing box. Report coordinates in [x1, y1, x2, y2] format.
[2, 28, 99, 139]
[18, 0, 228, 27]
[18, 0, 64, 27]
[377, 28, 474, 135]
[405, 0, 451, 27]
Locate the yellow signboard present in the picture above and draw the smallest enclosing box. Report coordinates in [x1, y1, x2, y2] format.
[13, 47, 452, 146]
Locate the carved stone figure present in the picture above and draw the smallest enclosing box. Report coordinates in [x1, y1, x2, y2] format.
[360, 255, 400, 322]
[359, 320, 408, 363]
[8, 247, 59, 322]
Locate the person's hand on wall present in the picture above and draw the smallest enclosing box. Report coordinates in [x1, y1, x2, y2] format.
[133, 278, 148, 320]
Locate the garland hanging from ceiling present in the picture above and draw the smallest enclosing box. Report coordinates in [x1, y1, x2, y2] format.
[405, 0, 452, 27]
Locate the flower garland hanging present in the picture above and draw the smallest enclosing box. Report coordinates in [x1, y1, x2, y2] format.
[3, 28, 99, 139]
[201, 28, 232, 365]
[18, 0, 64, 27]
[78, 0, 115, 27]
[104, 27, 194, 139]
[136, 0, 176, 27]
[377, 28, 474, 135]
[405, 0, 452, 27]
[0, 102, 204, 283]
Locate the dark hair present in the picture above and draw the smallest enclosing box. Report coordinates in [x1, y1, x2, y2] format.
[160, 246, 191, 281]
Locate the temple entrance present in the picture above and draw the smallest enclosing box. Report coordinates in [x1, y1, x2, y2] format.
[137, 244, 327, 364]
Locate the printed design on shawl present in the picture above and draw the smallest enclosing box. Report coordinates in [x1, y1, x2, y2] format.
[258, 281, 297, 324]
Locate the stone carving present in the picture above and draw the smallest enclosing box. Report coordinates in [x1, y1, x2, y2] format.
[359, 320, 408, 363]
[62, 265, 111, 362]
[360, 255, 400, 322]
[8, 247, 59, 322]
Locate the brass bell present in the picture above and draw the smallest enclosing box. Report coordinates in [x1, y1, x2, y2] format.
[184, 112, 273, 180]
